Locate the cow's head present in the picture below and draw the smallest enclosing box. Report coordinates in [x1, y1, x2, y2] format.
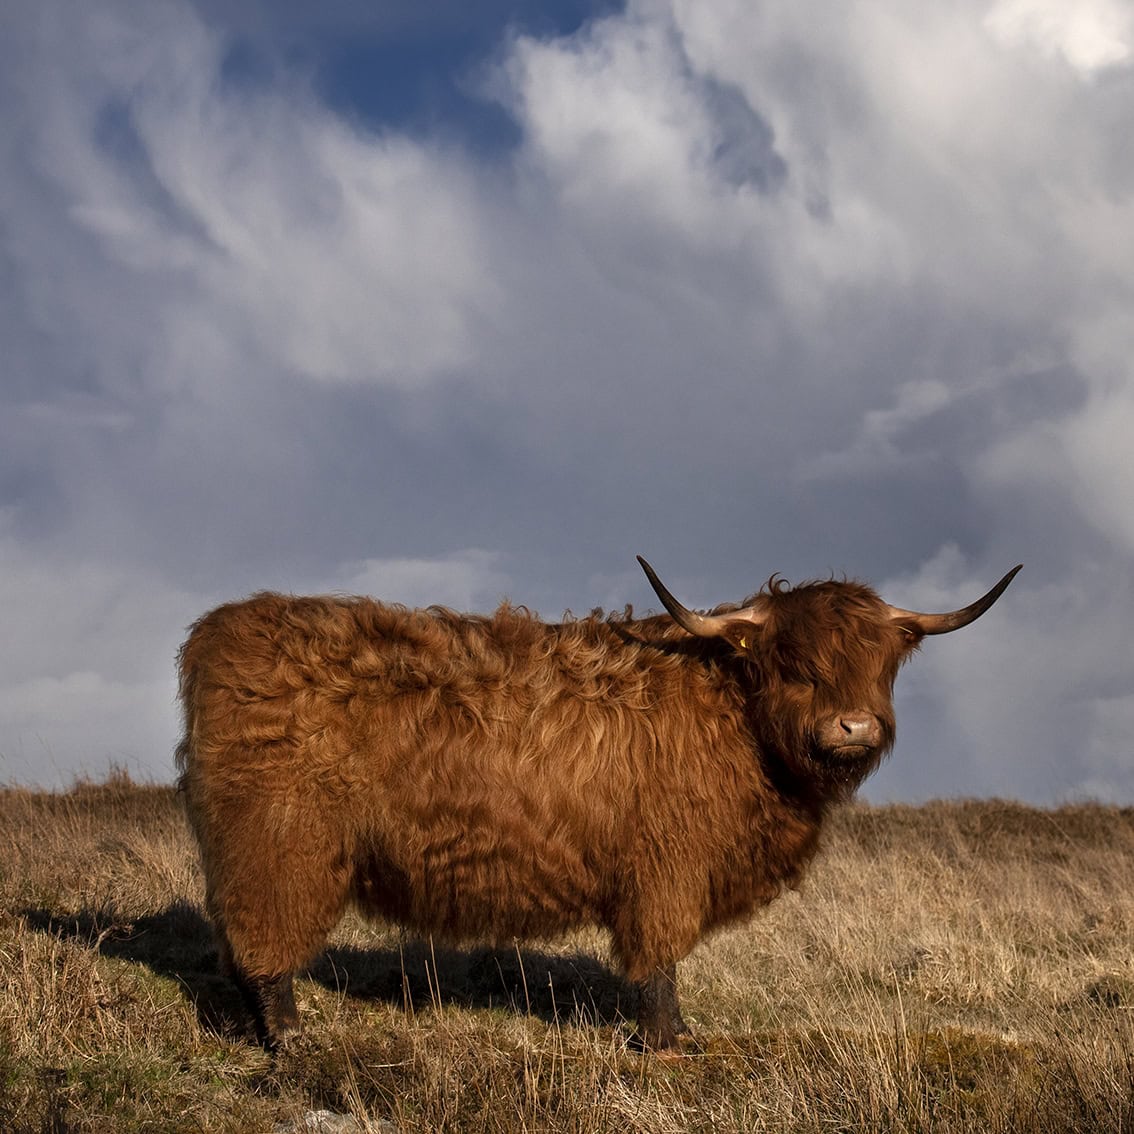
[638, 556, 1020, 792]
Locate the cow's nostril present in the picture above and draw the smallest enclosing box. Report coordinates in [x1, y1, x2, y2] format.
[838, 714, 880, 744]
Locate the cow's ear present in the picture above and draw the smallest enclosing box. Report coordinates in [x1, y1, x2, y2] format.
[891, 620, 926, 645]
[720, 620, 759, 653]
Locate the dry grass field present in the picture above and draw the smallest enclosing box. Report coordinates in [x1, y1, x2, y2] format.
[2, 771, 1134, 1132]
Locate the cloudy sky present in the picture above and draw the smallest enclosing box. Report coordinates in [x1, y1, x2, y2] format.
[2, 0, 1132, 801]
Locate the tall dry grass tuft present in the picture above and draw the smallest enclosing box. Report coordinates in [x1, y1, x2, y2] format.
[2, 774, 1133, 1131]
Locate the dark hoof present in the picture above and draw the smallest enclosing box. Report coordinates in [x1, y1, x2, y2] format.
[633, 963, 688, 1053]
[627, 1028, 699, 1056]
[263, 1016, 302, 1055]
[233, 970, 300, 1053]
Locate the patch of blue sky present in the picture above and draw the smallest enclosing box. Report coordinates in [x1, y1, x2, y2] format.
[216, 0, 626, 155]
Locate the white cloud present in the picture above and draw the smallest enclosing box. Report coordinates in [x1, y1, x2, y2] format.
[980, 367, 1134, 559]
[506, 10, 719, 230]
[985, 0, 1133, 77]
[872, 546, 1134, 802]
[0, 535, 203, 785]
[1054, 390, 1134, 556]
[804, 380, 954, 479]
[0, 672, 175, 787]
[4, 2, 499, 396]
[1079, 693, 1134, 800]
[329, 550, 512, 611]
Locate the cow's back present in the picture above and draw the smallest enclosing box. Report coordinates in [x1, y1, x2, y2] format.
[176, 593, 686, 942]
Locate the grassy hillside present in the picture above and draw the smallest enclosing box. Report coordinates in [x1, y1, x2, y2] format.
[2, 773, 1133, 1132]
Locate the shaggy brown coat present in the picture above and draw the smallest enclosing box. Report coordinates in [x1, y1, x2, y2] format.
[176, 561, 1016, 1049]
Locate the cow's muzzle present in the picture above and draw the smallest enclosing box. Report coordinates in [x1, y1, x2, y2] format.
[816, 713, 885, 759]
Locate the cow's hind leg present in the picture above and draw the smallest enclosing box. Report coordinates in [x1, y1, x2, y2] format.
[635, 963, 689, 1051]
[206, 812, 353, 1052]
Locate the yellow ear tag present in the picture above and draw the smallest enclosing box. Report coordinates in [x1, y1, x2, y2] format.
[739, 636, 748, 649]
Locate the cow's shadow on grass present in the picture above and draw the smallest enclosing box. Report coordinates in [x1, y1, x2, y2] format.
[19, 903, 634, 1042]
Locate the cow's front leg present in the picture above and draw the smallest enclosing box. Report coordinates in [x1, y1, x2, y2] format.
[635, 962, 689, 1050]
[232, 968, 301, 1053]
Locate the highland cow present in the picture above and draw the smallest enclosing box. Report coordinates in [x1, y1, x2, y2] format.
[176, 556, 1019, 1050]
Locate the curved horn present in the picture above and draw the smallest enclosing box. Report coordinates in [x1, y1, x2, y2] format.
[637, 556, 765, 638]
[887, 564, 1022, 636]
